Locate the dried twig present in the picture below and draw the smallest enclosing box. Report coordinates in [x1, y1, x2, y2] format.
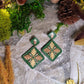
[4, 45, 14, 84]
[0, 57, 8, 84]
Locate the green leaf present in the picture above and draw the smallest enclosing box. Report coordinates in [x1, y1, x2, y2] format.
[7, 0, 48, 35]
[26, 0, 36, 3]
[54, 23, 68, 34]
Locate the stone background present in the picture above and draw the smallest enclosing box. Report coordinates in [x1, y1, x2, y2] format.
[0, 2, 84, 84]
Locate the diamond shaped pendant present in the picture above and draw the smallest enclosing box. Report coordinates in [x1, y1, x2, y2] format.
[22, 37, 44, 69]
[41, 31, 62, 61]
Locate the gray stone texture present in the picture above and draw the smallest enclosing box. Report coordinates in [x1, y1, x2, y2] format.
[0, 2, 84, 84]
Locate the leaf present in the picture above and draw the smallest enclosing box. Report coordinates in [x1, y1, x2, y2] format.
[7, 0, 48, 35]
[26, 0, 36, 3]
[54, 23, 68, 34]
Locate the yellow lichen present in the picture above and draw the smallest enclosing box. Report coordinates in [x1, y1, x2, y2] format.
[0, 9, 11, 42]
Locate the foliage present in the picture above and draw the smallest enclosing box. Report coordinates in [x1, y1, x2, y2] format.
[54, 23, 68, 34]
[7, 0, 49, 35]
[28, 0, 45, 18]
[27, 0, 36, 3]
[73, 0, 84, 10]
[27, 0, 50, 4]
[73, 0, 84, 3]
[0, 9, 11, 42]
[7, 4, 31, 35]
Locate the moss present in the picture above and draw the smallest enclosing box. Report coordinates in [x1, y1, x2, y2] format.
[7, 0, 49, 35]
[0, 9, 11, 42]
[29, 0, 45, 18]
[7, 4, 31, 35]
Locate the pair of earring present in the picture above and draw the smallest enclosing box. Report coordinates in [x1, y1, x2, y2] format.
[22, 31, 62, 69]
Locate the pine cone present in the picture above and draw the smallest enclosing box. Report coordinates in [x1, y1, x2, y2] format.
[58, 0, 80, 25]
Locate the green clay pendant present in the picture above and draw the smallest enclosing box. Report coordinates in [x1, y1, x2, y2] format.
[41, 31, 62, 61]
[22, 37, 44, 69]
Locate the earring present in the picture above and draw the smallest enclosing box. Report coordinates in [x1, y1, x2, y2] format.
[41, 31, 62, 61]
[22, 36, 44, 69]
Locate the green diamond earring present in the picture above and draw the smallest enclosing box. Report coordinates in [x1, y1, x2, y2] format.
[22, 36, 44, 69]
[41, 31, 62, 61]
